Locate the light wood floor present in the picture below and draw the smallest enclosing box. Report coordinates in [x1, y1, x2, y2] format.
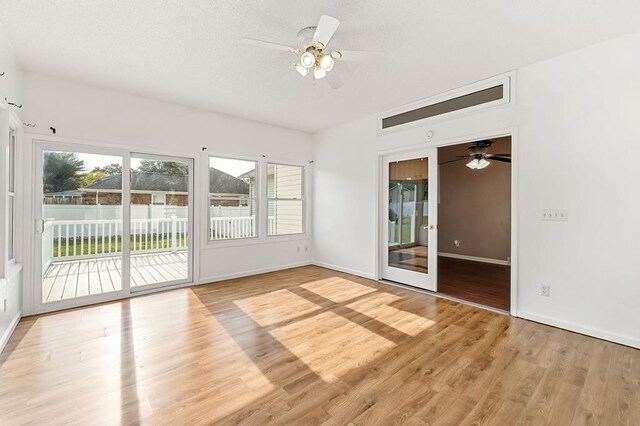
[1, 266, 638, 425]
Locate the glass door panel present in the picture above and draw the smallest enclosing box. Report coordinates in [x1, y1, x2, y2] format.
[382, 152, 437, 291]
[400, 182, 417, 246]
[388, 182, 402, 247]
[40, 149, 124, 304]
[129, 154, 192, 290]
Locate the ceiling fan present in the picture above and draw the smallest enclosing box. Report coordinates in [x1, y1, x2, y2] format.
[241, 15, 383, 89]
[440, 140, 511, 170]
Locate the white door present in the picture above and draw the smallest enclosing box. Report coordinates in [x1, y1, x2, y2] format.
[381, 148, 438, 291]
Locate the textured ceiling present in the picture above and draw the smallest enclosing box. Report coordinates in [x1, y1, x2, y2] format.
[1, 1, 640, 133]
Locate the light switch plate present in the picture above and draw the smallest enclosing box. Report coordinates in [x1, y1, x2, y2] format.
[542, 209, 568, 221]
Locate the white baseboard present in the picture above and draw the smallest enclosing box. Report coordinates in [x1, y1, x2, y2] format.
[199, 261, 312, 285]
[438, 252, 510, 266]
[0, 311, 22, 354]
[518, 311, 640, 349]
[312, 261, 376, 280]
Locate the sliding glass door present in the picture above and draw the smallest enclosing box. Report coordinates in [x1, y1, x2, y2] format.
[35, 141, 193, 312]
[129, 154, 192, 291]
[37, 146, 127, 306]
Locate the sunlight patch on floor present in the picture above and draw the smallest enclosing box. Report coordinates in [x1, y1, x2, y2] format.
[234, 288, 321, 326]
[269, 311, 395, 382]
[347, 292, 436, 336]
[300, 277, 377, 303]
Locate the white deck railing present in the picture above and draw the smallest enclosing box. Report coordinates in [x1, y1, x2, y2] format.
[208, 216, 275, 240]
[45, 216, 276, 264]
[48, 216, 189, 261]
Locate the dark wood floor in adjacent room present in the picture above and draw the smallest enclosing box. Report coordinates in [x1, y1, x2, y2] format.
[1, 265, 638, 425]
[438, 256, 511, 311]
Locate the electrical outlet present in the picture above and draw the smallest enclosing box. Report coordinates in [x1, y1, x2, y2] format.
[541, 285, 551, 297]
[297, 246, 301, 253]
[305, 246, 308, 252]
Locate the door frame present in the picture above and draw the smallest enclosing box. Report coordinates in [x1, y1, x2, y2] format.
[380, 147, 438, 290]
[376, 126, 519, 316]
[25, 134, 200, 315]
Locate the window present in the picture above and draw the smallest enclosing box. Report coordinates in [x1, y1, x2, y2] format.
[267, 163, 304, 236]
[208, 156, 257, 240]
[7, 130, 16, 261]
[152, 193, 166, 205]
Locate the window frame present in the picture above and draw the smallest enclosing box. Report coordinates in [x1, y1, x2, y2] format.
[266, 161, 306, 237]
[207, 154, 260, 242]
[7, 129, 16, 263]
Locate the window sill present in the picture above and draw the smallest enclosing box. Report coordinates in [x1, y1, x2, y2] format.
[203, 233, 309, 250]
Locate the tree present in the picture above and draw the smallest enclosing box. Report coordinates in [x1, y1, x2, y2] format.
[79, 163, 122, 187]
[136, 160, 188, 175]
[79, 170, 107, 187]
[98, 163, 122, 176]
[43, 151, 85, 193]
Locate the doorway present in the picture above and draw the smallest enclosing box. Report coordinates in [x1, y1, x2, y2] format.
[34, 141, 194, 312]
[378, 135, 514, 312]
[437, 137, 512, 311]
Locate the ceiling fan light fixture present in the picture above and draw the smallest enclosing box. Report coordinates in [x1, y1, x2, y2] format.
[466, 158, 491, 170]
[300, 51, 315, 68]
[319, 54, 335, 71]
[313, 66, 327, 80]
[295, 62, 308, 77]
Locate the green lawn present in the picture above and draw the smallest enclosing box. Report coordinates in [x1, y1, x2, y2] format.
[53, 236, 188, 258]
[392, 216, 428, 245]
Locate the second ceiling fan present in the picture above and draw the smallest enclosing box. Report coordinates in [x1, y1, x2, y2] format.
[241, 15, 383, 89]
[440, 140, 511, 170]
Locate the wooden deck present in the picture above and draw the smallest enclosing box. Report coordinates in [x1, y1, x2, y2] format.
[42, 252, 188, 303]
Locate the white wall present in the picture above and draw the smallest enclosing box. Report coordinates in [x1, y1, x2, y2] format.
[21, 72, 313, 315]
[313, 31, 640, 348]
[0, 27, 23, 352]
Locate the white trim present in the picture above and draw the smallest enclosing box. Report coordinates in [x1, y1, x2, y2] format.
[438, 252, 510, 266]
[0, 310, 21, 354]
[199, 261, 312, 284]
[377, 72, 515, 135]
[312, 261, 377, 281]
[518, 311, 640, 350]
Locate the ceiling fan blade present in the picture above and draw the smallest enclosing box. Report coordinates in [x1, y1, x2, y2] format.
[325, 71, 344, 89]
[312, 15, 340, 48]
[241, 38, 300, 53]
[490, 156, 511, 163]
[439, 158, 468, 165]
[486, 154, 511, 158]
[331, 49, 384, 61]
[455, 155, 471, 159]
